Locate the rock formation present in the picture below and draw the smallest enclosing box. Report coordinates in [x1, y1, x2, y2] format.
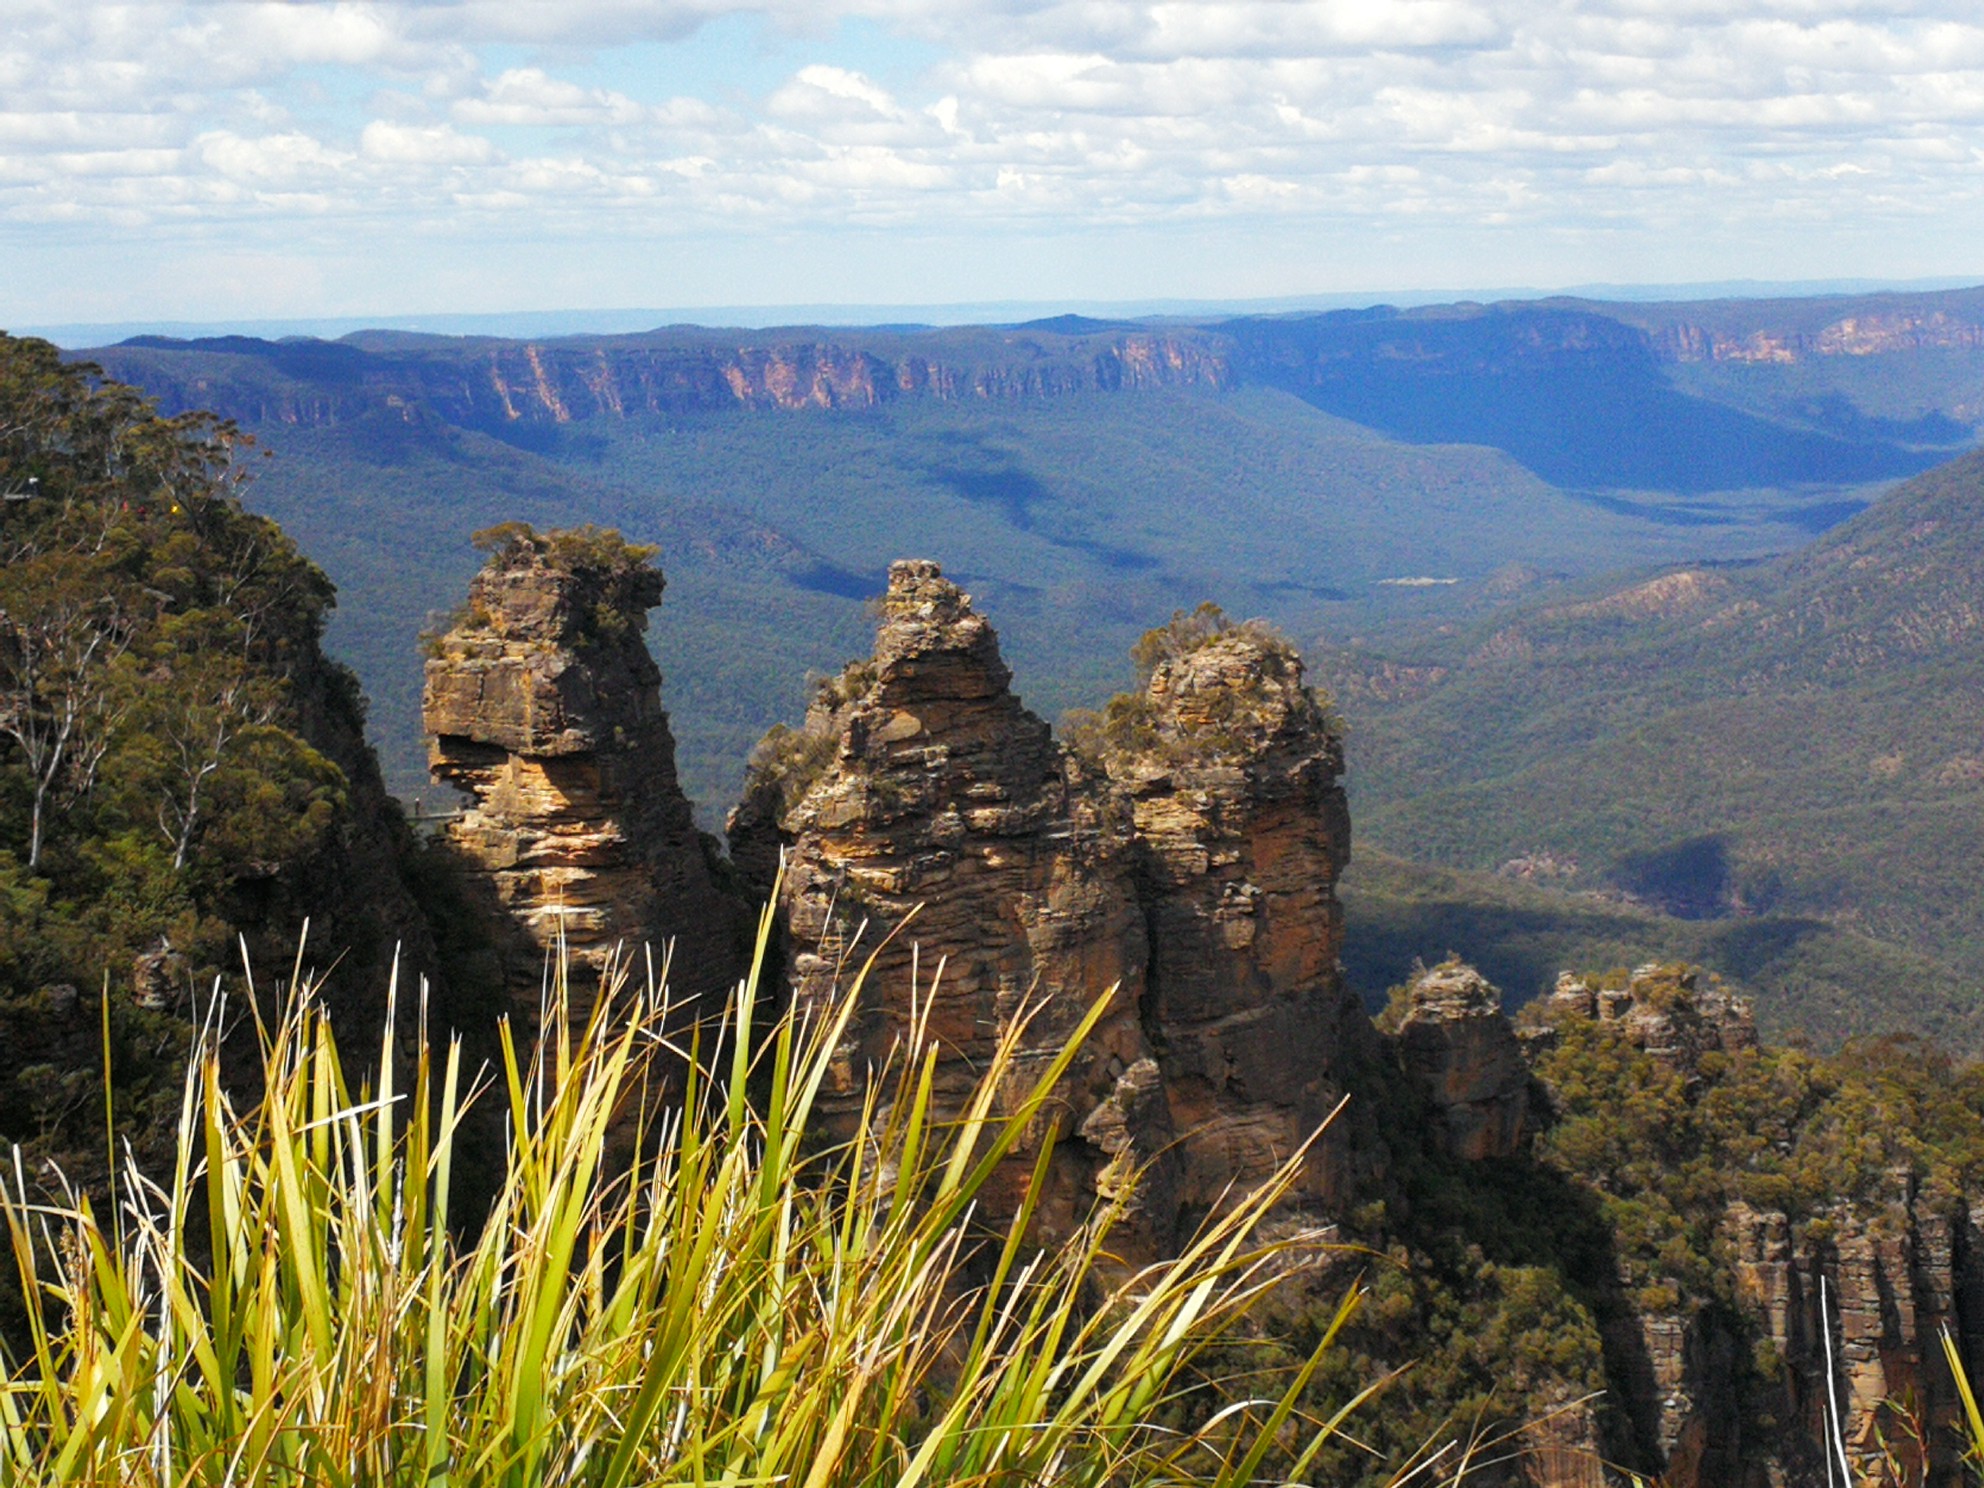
[729, 577, 1379, 1252]
[1524, 965, 1983, 1488]
[423, 525, 745, 1025]
[1539, 966, 1757, 1071]
[1716, 1195, 1981, 1488]
[1394, 960, 1530, 1162]
[729, 559, 1173, 1245]
[1076, 606, 1371, 1212]
[429, 545, 1984, 1488]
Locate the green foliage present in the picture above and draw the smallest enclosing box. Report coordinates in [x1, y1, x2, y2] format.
[0, 334, 352, 987]
[471, 518, 660, 578]
[1064, 602, 1339, 770]
[0, 930, 1388, 1488]
[736, 660, 878, 816]
[1338, 449, 1984, 1047]
[0, 333, 464, 1238]
[460, 520, 665, 648]
[743, 722, 840, 815]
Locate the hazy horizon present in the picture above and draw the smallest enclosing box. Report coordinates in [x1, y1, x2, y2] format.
[23, 273, 1984, 351]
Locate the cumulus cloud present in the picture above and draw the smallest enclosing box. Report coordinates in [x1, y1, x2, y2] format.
[4, 0, 1984, 307]
[453, 68, 649, 126]
[359, 119, 497, 165]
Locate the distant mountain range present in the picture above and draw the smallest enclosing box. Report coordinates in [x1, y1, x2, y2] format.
[53, 282, 1984, 1041]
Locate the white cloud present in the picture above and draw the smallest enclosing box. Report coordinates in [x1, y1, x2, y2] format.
[196, 130, 352, 183]
[453, 68, 648, 126]
[359, 119, 498, 164]
[7, 0, 1984, 315]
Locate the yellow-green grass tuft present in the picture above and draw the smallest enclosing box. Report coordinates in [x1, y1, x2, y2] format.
[0, 906, 1391, 1487]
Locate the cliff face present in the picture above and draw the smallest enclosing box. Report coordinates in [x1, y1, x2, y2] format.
[1080, 614, 1369, 1212]
[98, 331, 1235, 431]
[1642, 310, 1984, 364]
[423, 526, 745, 1023]
[729, 560, 1172, 1246]
[1721, 1194, 1984, 1488]
[730, 577, 1376, 1251]
[1524, 967, 1984, 1488]
[1395, 961, 1529, 1162]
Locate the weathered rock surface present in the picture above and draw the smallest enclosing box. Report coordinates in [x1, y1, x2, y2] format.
[1082, 613, 1369, 1212]
[729, 560, 1174, 1246]
[1715, 1184, 1984, 1488]
[424, 526, 745, 1023]
[731, 581, 1378, 1250]
[1396, 961, 1530, 1162]
[1527, 967, 1984, 1488]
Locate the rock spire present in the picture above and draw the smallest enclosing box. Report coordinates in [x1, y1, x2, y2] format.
[422, 524, 745, 1024]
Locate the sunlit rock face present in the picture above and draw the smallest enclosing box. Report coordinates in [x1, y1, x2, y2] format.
[729, 571, 1378, 1251]
[729, 560, 1177, 1251]
[1082, 615, 1370, 1215]
[424, 526, 745, 1028]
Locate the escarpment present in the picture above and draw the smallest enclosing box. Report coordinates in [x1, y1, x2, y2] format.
[422, 525, 746, 1023]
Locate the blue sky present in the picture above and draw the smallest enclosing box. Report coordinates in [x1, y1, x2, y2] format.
[4, 0, 1984, 327]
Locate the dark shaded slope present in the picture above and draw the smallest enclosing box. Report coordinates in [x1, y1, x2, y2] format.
[1222, 306, 1945, 492]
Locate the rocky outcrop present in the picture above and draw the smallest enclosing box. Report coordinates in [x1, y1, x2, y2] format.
[729, 560, 1173, 1247]
[1395, 961, 1530, 1162]
[1079, 609, 1369, 1212]
[423, 525, 745, 1025]
[1539, 965, 1756, 1071]
[1718, 1191, 1984, 1488]
[1522, 966, 1984, 1488]
[730, 580, 1376, 1249]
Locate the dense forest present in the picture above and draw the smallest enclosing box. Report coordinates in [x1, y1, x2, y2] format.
[0, 333, 494, 1213]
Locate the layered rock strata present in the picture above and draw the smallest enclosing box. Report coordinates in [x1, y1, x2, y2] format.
[729, 560, 1174, 1245]
[1080, 612, 1371, 1212]
[423, 526, 744, 1025]
[1395, 960, 1530, 1162]
[1530, 967, 1982, 1488]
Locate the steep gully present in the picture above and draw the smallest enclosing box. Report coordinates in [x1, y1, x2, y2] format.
[425, 537, 1984, 1488]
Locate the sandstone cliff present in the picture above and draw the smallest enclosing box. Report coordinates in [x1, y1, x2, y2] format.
[97, 328, 1235, 432]
[423, 525, 745, 1024]
[1394, 960, 1529, 1162]
[729, 578, 1377, 1252]
[729, 560, 1173, 1246]
[1072, 606, 1370, 1213]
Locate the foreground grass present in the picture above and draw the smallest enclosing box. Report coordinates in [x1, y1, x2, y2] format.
[0, 912, 1385, 1487]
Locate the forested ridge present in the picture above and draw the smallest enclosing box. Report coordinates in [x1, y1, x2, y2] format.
[0, 333, 486, 1215]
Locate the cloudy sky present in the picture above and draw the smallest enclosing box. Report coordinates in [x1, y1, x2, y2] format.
[5, 0, 1984, 327]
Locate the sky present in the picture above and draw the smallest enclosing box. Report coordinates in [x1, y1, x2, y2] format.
[5, 0, 1984, 328]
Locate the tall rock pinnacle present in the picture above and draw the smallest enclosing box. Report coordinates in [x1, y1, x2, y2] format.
[1074, 604, 1371, 1212]
[730, 559, 1176, 1246]
[423, 524, 744, 1024]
